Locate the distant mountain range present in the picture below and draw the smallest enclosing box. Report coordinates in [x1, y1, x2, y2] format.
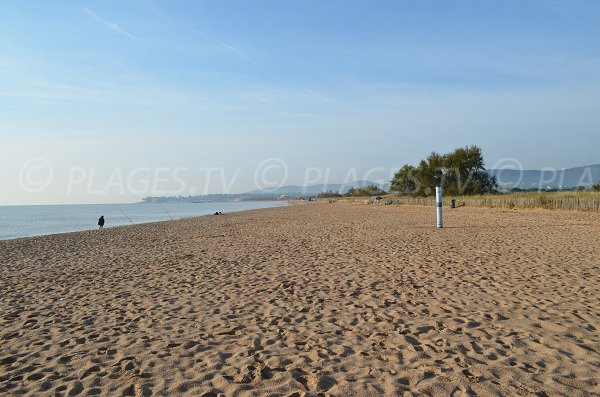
[245, 180, 388, 196]
[488, 164, 600, 189]
[247, 164, 600, 194]
[142, 165, 600, 202]
[142, 181, 388, 203]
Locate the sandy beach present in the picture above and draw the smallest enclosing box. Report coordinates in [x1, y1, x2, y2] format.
[1, 203, 599, 396]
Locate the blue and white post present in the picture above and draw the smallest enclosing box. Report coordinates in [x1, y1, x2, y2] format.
[435, 186, 443, 228]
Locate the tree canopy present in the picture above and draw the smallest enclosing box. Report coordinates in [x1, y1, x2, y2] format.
[346, 185, 386, 197]
[390, 145, 498, 196]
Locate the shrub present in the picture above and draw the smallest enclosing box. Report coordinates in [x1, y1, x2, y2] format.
[317, 190, 342, 198]
[345, 185, 387, 197]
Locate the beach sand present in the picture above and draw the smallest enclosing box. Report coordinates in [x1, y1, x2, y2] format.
[1, 203, 599, 396]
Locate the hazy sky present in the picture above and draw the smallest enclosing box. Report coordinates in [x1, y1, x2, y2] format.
[2, 0, 600, 204]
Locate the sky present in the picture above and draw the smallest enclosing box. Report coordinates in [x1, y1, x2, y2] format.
[1, 0, 600, 204]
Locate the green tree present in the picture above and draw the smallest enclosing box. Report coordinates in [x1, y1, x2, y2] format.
[390, 145, 498, 196]
[346, 185, 386, 197]
[407, 153, 446, 196]
[390, 164, 418, 194]
[444, 145, 497, 195]
[316, 190, 342, 198]
[593, 180, 600, 192]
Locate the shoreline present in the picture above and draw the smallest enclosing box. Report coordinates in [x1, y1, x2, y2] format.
[2, 198, 595, 243]
[1, 203, 599, 396]
[2, 199, 597, 243]
[0, 201, 288, 242]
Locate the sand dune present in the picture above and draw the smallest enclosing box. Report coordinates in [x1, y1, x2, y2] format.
[1, 203, 599, 396]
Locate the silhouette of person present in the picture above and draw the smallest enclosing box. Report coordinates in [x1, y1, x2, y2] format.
[98, 215, 105, 229]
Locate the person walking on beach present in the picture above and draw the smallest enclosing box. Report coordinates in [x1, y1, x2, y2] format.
[98, 215, 105, 230]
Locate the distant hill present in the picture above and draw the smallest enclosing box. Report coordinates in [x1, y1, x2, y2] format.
[246, 165, 600, 195]
[143, 165, 600, 203]
[488, 164, 600, 189]
[142, 180, 388, 203]
[245, 180, 388, 196]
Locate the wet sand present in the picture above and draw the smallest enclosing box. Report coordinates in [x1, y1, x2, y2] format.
[1, 203, 599, 396]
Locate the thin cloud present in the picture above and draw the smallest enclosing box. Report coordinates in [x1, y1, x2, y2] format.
[194, 30, 253, 63]
[301, 88, 332, 102]
[148, 5, 252, 63]
[82, 7, 138, 41]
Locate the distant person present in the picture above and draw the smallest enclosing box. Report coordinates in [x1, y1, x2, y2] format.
[98, 215, 105, 229]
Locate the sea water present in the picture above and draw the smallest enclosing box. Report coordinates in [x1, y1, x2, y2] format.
[0, 201, 286, 240]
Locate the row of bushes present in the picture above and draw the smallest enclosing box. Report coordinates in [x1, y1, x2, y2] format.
[358, 192, 600, 212]
[316, 185, 386, 199]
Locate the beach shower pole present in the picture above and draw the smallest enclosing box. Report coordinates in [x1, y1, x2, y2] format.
[436, 186, 443, 228]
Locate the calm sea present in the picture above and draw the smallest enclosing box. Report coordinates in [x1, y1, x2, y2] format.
[0, 201, 286, 240]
